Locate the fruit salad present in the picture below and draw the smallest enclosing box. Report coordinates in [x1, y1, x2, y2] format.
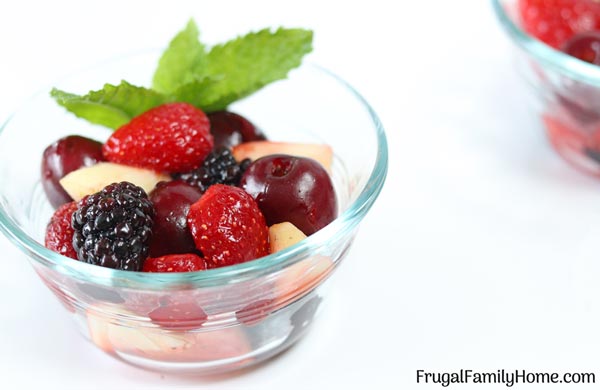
[516, 0, 600, 174]
[39, 20, 340, 364]
[43, 21, 335, 271]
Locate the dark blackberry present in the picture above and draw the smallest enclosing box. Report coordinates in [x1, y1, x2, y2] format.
[71, 182, 155, 271]
[172, 147, 251, 192]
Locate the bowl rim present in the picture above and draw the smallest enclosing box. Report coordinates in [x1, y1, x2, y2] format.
[492, 0, 600, 86]
[0, 57, 388, 289]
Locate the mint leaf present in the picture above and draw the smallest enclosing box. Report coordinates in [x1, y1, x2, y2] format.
[152, 19, 207, 94]
[51, 81, 168, 129]
[199, 28, 313, 111]
[170, 76, 222, 110]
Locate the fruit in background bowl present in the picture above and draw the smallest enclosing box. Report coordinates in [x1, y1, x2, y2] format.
[518, 0, 600, 49]
[510, 0, 600, 174]
[562, 31, 600, 65]
[42, 135, 105, 208]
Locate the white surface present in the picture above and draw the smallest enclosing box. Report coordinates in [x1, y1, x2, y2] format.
[1, 1, 600, 389]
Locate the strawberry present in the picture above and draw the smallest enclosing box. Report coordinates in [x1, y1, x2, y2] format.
[235, 299, 275, 326]
[102, 102, 213, 173]
[519, 0, 600, 48]
[544, 114, 585, 153]
[142, 253, 207, 273]
[44, 201, 78, 259]
[187, 184, 270, 268]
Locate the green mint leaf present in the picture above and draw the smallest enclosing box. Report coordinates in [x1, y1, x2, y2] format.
[152, 19, 207, 94]
[199, 27, 313, 111]
[169, 76, 225, 111]
[50, 81, 168, 129]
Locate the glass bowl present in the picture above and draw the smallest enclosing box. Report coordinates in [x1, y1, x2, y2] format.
[0, 50, 388, 375]
[493, 0, 600, 176]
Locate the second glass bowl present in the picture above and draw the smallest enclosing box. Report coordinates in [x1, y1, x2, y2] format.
[493, 0, 600, 176]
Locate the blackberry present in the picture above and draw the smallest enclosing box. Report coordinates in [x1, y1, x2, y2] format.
[71, 182, 154, 271]
[172, 147, 250, 192]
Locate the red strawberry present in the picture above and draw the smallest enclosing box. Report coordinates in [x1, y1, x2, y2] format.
[519, 0, 600, 48]
[148, 297, 208, 330]
[235, 299, 275, 326]
[45, 201, 78, 259]
[103, 102, 213, 173]
[187, 184, 269, 268]
[143, 253, 207, 273]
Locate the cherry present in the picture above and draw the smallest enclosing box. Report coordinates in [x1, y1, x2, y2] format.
[148, 296, 208, 330]
[148, 181, 203, 257]
[208, 111, 266, 149]
[562, 31, 600, 65]
[239, 155, 337, 236]
[41, 135, 105, 208]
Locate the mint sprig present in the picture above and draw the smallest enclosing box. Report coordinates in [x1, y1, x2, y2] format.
[152, 19, 207, 94]
[51, 21, 313, 129]
[51, 81, 168, 129]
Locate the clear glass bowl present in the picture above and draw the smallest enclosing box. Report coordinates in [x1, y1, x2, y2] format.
[0, 50, 388, 375]
[493, 0, 600, 176]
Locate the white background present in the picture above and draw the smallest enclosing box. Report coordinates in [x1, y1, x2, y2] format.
[2, 0, 600, 389]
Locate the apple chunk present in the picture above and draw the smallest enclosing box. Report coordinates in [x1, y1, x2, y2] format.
[60, 162, 169, 201]
[86, 305, 252, 363]
[275, 255, 334, 305]
[233, 141, 333, 172]
[269, 222, 307, 253]
[269, 222, 333, 304]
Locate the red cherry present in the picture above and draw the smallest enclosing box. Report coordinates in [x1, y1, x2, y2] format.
[239, 155, 337, 236]
[41, 135, 105, 208]
[148, 181, 203, 257]
[208, 111, 266, 149]
[562, 31, 600, 65]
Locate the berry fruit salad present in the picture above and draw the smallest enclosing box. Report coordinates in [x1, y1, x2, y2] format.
[0, 11, 388, 373]
[43, 21, 336, 273]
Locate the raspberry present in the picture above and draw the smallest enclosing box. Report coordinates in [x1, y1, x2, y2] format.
[519, 0, 600, 48]
[172, 147, 250, 192]
[102, 103, 213, 173]
[45, 201, 78, 259]
[143, 254, 207, 273]
[71, 182, 155, 271]
[187, 184, 270, 268]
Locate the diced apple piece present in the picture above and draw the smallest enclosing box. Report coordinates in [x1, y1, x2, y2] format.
[60, 162, 169, 201]
[86, 305, 252, 363]
[156, 328, 252, 363]
[87, 309, 114, 353]
[87, 305, 187, 355]
[275, 255, 334, 305]
[233, 141, 333, 172]
[269, 222, 307, 253]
